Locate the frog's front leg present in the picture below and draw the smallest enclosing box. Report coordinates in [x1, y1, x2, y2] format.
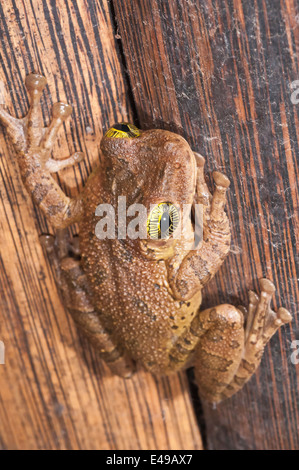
[0, 74, 83, 228]
[40, 232, 135, 378]
[192, 279, 291, 403]
[167, 159, 231, 300]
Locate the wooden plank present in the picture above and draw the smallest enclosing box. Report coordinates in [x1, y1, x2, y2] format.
[113, 0, 299, 449]
[0, 0, 202, 450]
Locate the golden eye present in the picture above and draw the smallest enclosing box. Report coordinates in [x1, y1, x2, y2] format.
[104, 122, 141, 138]
[147, 203, 179, 240]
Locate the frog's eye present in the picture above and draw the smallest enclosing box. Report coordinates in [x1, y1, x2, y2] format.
[104, 122, 141, 138]
[147, 203, 180, 240]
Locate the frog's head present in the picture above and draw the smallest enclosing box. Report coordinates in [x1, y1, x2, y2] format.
[101, 123, 197, 260]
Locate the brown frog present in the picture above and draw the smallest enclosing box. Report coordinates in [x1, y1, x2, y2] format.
[0, 74, 292, 403]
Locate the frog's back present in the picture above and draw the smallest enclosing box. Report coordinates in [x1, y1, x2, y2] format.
[78, 169, 200, 372]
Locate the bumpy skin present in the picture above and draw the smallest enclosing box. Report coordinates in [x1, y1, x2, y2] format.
[0, 74, 292, 403]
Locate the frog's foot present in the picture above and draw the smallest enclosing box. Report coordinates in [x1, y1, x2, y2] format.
[219, 278, 292, 401]
[0, 74, 84, 228]
[40, 232, 135, 379]
[194, 152, 230, 224]
[0, 74, 84, 167]
[194, 152, 211, 208]
[193, 279, 292, 403]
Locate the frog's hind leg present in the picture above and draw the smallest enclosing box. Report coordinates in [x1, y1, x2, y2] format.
[40, 231, 135, 378]
[192, 279, 292, 403]
[217, 279, 292, 402]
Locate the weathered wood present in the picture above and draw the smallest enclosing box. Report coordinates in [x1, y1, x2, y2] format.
[0, 0, 202, 450]
[113, 0, 299, 450]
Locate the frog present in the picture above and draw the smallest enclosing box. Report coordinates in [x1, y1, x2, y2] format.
[0, 73, 292, 403]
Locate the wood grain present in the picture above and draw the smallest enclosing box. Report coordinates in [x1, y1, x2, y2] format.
[113, 0, 299, 450]
[0, 0, 202, 450]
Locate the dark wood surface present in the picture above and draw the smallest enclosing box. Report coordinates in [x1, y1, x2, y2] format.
[0, 0, 201, 450]
[113, 0, 299, 450]
[0, 0, 298, 450]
